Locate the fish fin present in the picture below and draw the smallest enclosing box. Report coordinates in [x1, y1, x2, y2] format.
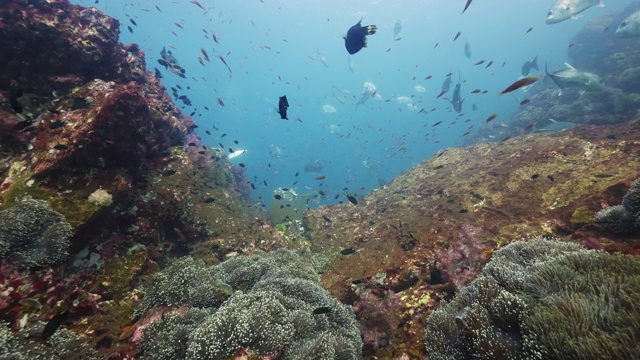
[558, 88, 563, 96]
[364, 38, 368, 48]
[564, 63, 576, 70]
[597, 1, 604, 7]
[571, 14, 582, 20]
[367, 25, 377, 35]
[549, 118, 558, 123]
[531, 55, 539, 70]
[579, 90, 585, 96]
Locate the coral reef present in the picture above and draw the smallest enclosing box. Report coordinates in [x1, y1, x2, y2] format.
[0, 197, 72, 268]
[423, 237, 640, 360]
[140, 250, 362, 360]
[595, 178, 640, 234]
[0, 321, 98, 360]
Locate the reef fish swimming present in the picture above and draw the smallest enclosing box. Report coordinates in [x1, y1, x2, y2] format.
[616, 10, 640, 38]
[520, 55, 539, 76]
[545, 63, 604, 95]
[545, 0, 605, 25]
[277, 95, 289, 120]
[344, 18, 377, 55]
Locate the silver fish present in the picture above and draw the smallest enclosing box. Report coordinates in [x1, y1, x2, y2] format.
[545, 63, 604, 95]
[616, 10, 640, 38]
[546, 0, 604, 25]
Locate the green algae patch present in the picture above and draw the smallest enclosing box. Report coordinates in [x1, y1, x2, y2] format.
[571, 206, 594, 225]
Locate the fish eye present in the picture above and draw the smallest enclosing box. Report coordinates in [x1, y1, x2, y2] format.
[547, 11, 552, 15]
[621, 21, 627, 27]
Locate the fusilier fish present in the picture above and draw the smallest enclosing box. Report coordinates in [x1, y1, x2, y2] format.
[545, 63, 604, 95]
[616, 10, 640, 38]
[546, 0, 605, 25]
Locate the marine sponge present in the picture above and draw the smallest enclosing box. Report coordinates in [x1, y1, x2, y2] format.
[595, 178, 640, 234]
[424, 237, 640, 360]
[0, 198, 73, 268]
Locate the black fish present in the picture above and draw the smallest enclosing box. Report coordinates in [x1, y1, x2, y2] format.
[313, 306, 332, 315]
[130, 19, 137, 26]
[9, 89, 24, 113]
[127, 26, 133, 34]
[154, 67, 163, 79]
[344, 18, 377, 55]
[521, 55, 539, 76]
[53, 144, 68, 150]
[49, 121, 66, 129]
[42, 310, 69, 341]
[345, 193, 358, 205]
[340, 247, 356, 255]
[277, 95, 289, 120]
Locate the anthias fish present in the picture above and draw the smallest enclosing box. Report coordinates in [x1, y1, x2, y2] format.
[344, 18, 377, 55]
[499, 76, 541, 94]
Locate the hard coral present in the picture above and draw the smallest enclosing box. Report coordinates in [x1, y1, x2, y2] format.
[0, 197, 72, 269]
[424, 237, 640, 360]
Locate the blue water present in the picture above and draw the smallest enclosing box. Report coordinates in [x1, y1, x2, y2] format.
[73, 0, 631, 208]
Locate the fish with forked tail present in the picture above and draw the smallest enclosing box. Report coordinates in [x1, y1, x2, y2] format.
[545, 63, 604, 95]
[545, 0, 605, 25]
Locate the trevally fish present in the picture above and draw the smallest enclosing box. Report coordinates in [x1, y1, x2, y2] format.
[546, 0, 605, 25]
[616, 10, 640, 38]
[532, 118, 576, 133]
[544, 63, 604, 95]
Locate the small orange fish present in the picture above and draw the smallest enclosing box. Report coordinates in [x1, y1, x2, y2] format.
[174, 22, 184, 29]
[526, 27, 533, 34]
[474, 60, 485, 66]
[217, 97, 225, 107]
[315, 176, 326, 180]
[471, 89, 482, 94]
[212, 32, 219, 44]
[434, 42, 439, 48]
[499, 76, 540, 95]
[453, 31, 461, 42]
[519, 98, 531, 105]
[485, 114, 498, 122]
[425, 75, 432, 80]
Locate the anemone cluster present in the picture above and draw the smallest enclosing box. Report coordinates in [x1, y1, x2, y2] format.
[424, 237, 640, 360]
[139, 249, 362, 360]
[595, 178, 640, 234]
[0, 197, 73, 269]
